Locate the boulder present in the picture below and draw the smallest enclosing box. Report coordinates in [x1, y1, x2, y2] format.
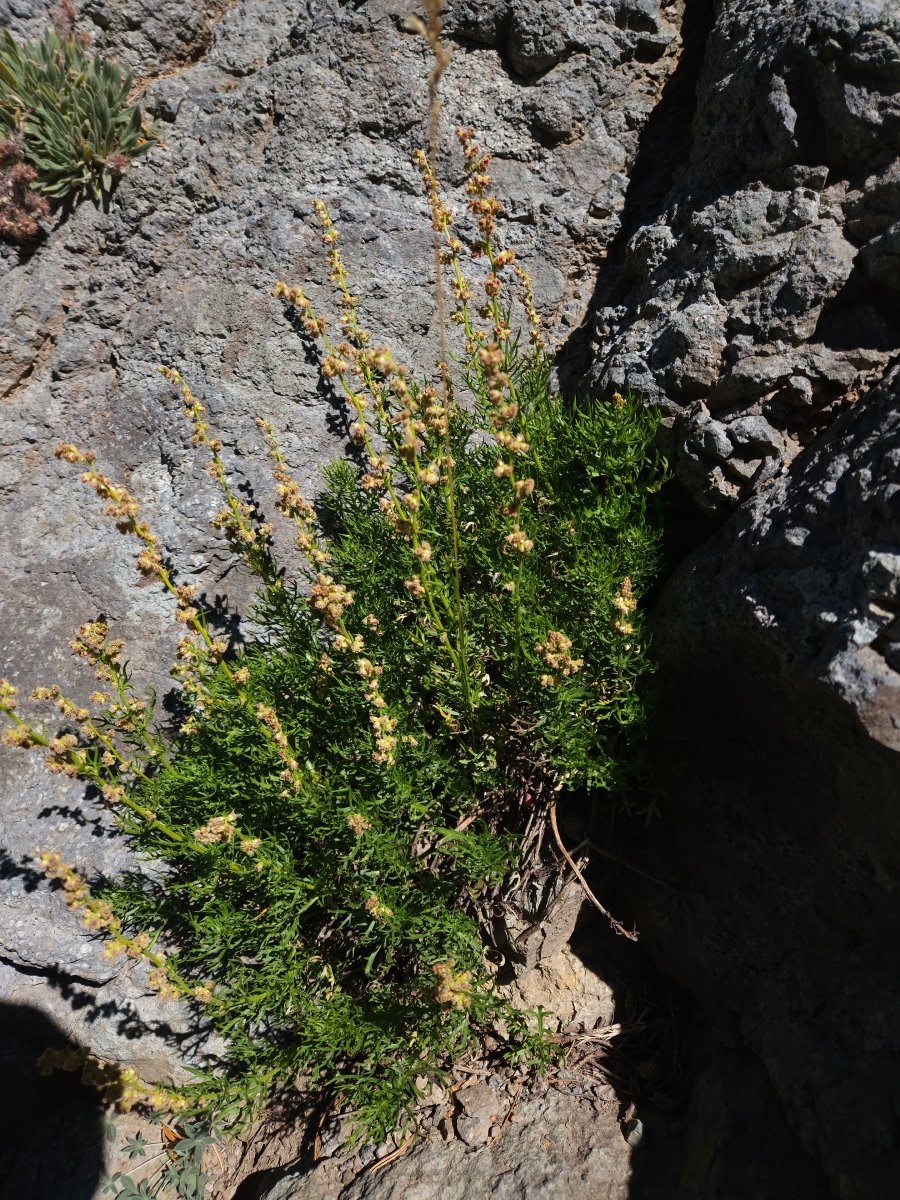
[582, 0, 900, 513]
[633, 364, 900, 1197]
[0, 0, 680, 1080]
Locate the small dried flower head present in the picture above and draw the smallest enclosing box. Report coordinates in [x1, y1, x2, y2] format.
[147, 968, 179, 1002]
[310, 574, 354, 628]
[332, 633, 364, 654]
[193, 983, 214, 1004]
[404, 576, 426, 599]
[417, 462, 441, 486]
[364, 894, 393, 922]
[612, 576, 637, 615]
[322, 355, 349, 378]
[504, 528, 534, 555]
[127, 931, 152, 960]
[347, 812, 371, 836]
[193, 812, 239, 845]
[432, 960, 473, 1009]
[102, 937, 129, 961]
[55, 443, 94, 465]
[535, 629, 583, 679]
[80, 899, 118, 933]
[2, 725, 36, 748]
[412, 541, 432, 563]
[240, 836, 262, 855]
[494, 430, 529, 455]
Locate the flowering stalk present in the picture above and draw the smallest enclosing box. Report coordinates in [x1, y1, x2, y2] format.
[37, 851, 222, 1010]
[59, 412, 316, 804]
[275, 241, 477, 705]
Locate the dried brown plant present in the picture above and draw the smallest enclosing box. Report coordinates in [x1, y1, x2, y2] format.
[0, 137, 49, 242]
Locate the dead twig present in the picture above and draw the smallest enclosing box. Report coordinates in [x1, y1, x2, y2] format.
[549, 797, 638, 941]
[365, 1132, 415, 1176]
[487, 1081, 521, 1145]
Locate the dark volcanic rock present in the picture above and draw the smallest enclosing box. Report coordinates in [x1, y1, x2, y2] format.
[636, 365, 900, 1198]
[580, 0, 900, 513]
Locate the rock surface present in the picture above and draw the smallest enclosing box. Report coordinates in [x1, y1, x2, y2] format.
[632, 365, 900, 1198]
[579, 0, 900, 513]
[262, 1088, 632, 1200]
[2, 0, 900, 1197]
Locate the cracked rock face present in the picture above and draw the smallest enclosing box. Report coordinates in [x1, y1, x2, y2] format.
[582, 0, 900, 514]
[640, 365, 900, 1199]
[263, 1089, 632, 1200]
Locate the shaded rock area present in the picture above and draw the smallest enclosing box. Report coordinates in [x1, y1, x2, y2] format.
[0, 1003, 107, 1199]
[576, 0, 900, 513]
[619, 365, 900, 1198]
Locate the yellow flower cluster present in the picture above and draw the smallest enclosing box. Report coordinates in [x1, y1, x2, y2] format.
[38, 1046, 189, 1113]
[69, 619, 125, 683]
[364, 894, 393, 922]
[40, 849, 218, 1010]
[458, 127, 501, 252]
[256, 703, 302, 790]
[347, 812, 371, 836]
[355, 655, 398, 764]
[193, 811, 238, 845]
[535, 630, 583, 686]
[310, 573, 354, 628]
[258, 417, 328, 567]
[432, 960, 472, 1009]
[611, 576, 637, 635]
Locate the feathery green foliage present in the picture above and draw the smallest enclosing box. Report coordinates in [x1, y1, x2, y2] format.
[0, 129, 664, 1155]
[0, 27, 156, 201]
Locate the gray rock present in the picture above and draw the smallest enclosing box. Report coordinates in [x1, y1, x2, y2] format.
[635, 364, 900, 1198]
[860, 221, 900, 290]
[262, 1090, 632, 1200]
[454, 1081, 507, 1147]
[583, 0, 900, 512]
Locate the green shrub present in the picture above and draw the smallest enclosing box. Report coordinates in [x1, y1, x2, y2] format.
[0, 27, 156, 202]
[0, 128, 664, 1148]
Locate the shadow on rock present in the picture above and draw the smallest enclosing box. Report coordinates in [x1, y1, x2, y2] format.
[566, 856, 832, 1200]
[0, 1002, 106, 1200]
